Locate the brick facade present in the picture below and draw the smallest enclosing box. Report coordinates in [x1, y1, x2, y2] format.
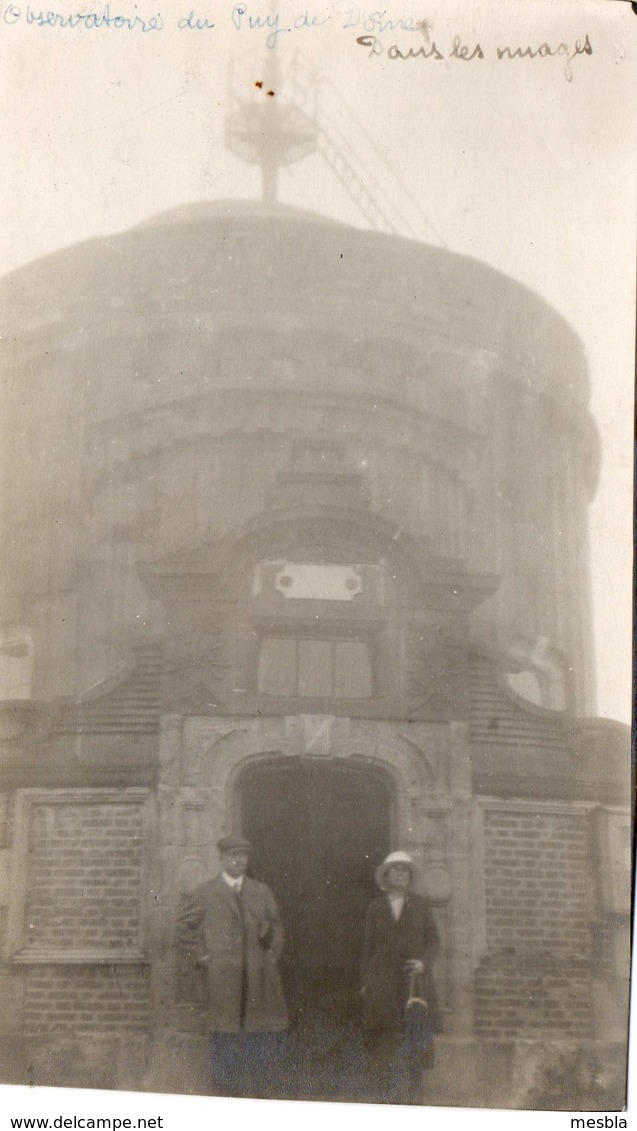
[24, 966, 150, 1037]
[474, 805, 594, 1038]
[23, 801, 145, 956]
[483, 808, 592, 958]
[0, 204, 630, 1106]
[474, 958, 592, 1039]
[0, 790, 151, 1082]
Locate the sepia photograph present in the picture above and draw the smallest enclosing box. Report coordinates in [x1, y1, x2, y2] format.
[0, 0, 634, 1121]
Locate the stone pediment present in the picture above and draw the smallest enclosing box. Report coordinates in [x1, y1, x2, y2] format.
[135, 515, 499, 721]
[139, 509, 498, 615]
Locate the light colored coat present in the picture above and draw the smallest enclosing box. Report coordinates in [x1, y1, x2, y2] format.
[177, 874, 288, 1033]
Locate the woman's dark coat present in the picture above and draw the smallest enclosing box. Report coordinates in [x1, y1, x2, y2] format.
[361, 892, 441, 1033]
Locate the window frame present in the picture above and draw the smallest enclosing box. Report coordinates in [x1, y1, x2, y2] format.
[246, 614, 383, 708]
[257, 634, 374, 700]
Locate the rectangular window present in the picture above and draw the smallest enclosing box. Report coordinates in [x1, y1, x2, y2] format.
[335, 640, 372, 698]
[298, 639, 333, 697]
[258, 637, 297, 696]
[258, 638, 372, 699]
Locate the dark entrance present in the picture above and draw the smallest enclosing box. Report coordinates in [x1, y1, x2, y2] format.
[239, 757, 391, 1097]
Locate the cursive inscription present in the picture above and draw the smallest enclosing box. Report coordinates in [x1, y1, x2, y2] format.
[497, 35, 592, 82]
[356, 30, 593, 80]
[3, 1, 163, 27]
[356, 33, 442, 59]
[231, 2, 289, 48]
[0, 0, 597, 80]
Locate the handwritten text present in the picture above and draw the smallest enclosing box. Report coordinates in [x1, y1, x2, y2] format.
[1, 0, 596, 79]
[356, 31, 593, 80]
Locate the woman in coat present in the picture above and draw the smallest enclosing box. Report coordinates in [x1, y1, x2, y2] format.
[361, 850, 441, 1104]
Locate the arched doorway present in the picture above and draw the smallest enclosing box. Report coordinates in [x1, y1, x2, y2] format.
[238, 757, 392, 1024]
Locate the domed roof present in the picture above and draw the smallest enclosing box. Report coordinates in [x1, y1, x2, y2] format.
[0, 199, 590, 404]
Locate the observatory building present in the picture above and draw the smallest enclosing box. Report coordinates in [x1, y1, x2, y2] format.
[0, 82, 630, 1107]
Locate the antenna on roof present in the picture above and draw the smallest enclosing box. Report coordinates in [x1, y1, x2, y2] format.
[225, 50, 319, 205]
[225, 47, 445, 245]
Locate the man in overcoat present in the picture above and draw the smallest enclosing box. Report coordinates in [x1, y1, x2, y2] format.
[177, 835, 288, 1096]
[361, 850, 441, 1104]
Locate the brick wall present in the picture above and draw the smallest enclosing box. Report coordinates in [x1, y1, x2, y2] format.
[24, 965, 150, 1036]
[23, 800, 145, 954]
[475, 805, 594, 1038]
[475, 958, 592, 1038]
[8, 792, 152, 1049]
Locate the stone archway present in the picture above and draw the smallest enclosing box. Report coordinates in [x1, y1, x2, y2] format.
[236, 755, 393, 1021]
[149, 713, 471, 1097]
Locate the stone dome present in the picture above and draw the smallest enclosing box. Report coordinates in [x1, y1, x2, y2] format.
[0, 202, 598, 710]
[1, 200, 591, 409]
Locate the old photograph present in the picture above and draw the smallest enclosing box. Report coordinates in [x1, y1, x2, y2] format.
[0, 0, 634, 1116]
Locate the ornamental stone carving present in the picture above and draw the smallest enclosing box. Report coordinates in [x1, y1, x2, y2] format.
[405, 633, 468, 719]
[161, 631, 228, 714]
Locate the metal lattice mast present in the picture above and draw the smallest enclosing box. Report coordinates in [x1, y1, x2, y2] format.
[225, 51, 444, 245]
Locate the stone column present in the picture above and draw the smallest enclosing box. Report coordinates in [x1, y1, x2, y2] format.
[145, 714, 209, 1094]
[444, 721, 477, 1037]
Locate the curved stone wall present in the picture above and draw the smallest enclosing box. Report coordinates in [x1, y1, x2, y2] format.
[0, 202, 598, 709]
